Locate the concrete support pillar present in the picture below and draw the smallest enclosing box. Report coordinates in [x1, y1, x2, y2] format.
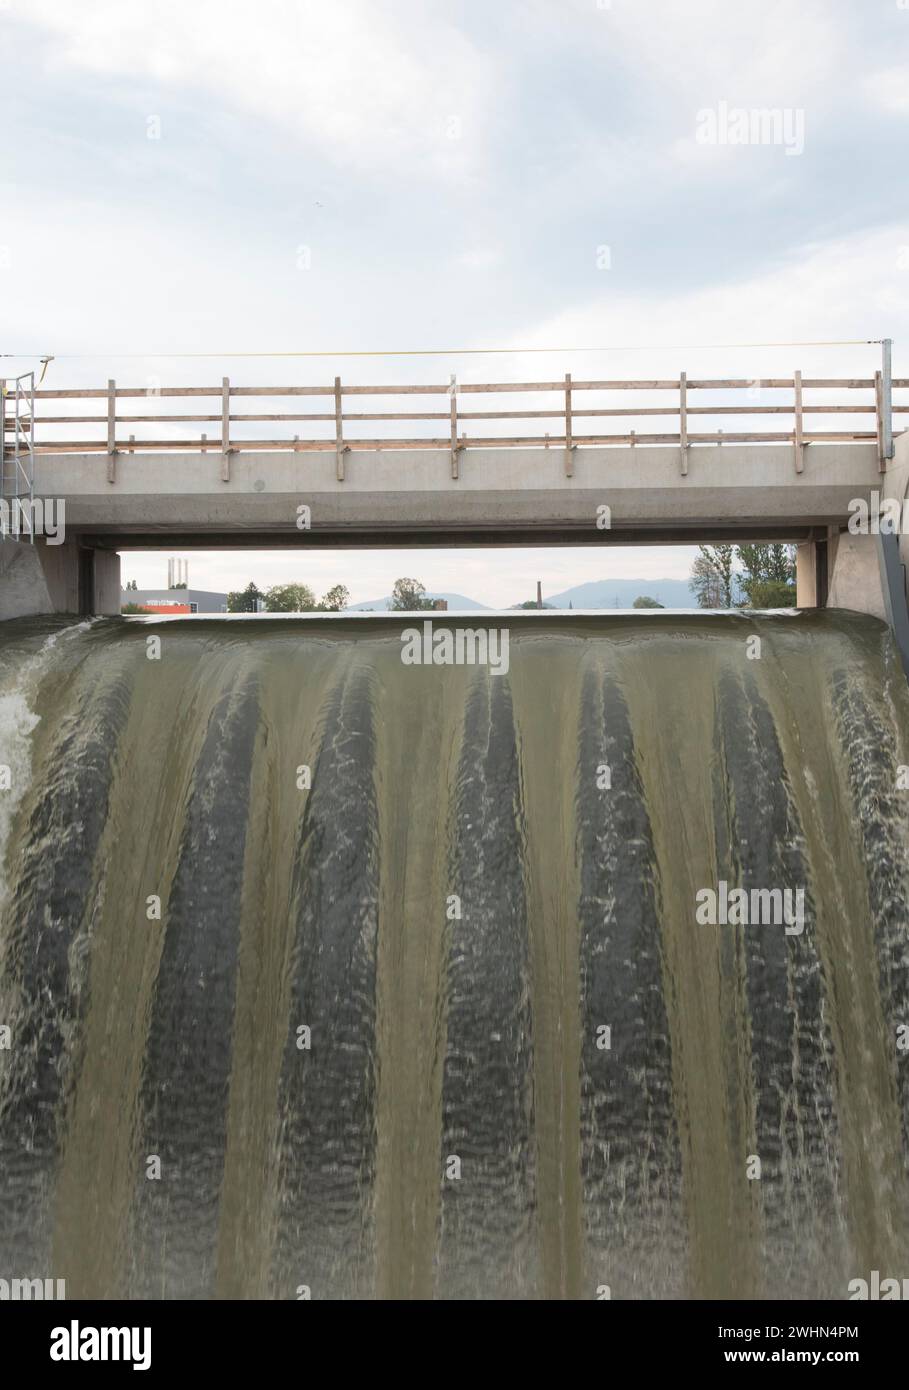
[827, 533, 887, 620]
[796, 541, 817, 608]
[92, 549, 121, 615]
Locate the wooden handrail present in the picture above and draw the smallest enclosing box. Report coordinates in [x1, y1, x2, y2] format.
[6, 373, 906, 464]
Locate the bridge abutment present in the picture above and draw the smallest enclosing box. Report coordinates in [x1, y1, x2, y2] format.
[0, 539, 120, 619]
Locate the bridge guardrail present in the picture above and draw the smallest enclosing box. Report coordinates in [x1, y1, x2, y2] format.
[5, 372, 907, 482]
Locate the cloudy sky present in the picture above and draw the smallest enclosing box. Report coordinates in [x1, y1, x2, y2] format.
[2, 0, 907, 605]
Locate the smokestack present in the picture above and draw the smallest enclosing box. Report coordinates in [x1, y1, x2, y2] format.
[536, 580, 543, 610]
[168, 558, 188, 589]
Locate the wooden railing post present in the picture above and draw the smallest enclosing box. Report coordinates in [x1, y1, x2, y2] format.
[334, 376, 347, 481]
[679, 371, 689, 476]
[793, 370, 805, 473]
[221, 377, 231, 481]
[564, 373, 573, 477]
[107, 378, 117, 483]
[450, 374, 459, 479]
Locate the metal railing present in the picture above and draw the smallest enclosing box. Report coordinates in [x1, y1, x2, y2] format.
[0, 373, 35, 540]
[9, 369, 907, 483]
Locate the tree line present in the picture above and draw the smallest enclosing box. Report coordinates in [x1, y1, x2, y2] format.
[690, 543, 796, 608]
[226, 577, 439, 613]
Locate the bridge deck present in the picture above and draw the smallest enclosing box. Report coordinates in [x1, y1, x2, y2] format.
[35, 441, 881, 548]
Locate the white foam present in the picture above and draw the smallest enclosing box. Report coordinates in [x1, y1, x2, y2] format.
[0, 623, 93, 909]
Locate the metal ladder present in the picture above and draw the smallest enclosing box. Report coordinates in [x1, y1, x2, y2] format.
[0, 371, 35, 542]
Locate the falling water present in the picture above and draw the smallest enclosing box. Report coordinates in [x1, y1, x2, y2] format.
[0, 609, 907, 1299]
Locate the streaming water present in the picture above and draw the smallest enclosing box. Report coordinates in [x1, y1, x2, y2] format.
[0, 609, 907, 1299]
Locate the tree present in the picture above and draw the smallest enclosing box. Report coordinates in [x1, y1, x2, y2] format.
[227, 582, 264, 613]
[736, 544, 796, 607]
[121, 601, 146, 614]
[264, 583, 316, 613]
[743, 578, 797, 608]
[691, 544, 735, 608]
[632, 595, 664, 609]
[319, 584, 349, 612]
[389, 577, 434, 611]
[125, 579, 138, 591]
[172, 581, 187, 590]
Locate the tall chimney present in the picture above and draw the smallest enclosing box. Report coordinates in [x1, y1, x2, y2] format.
[536, 580, 543, 610]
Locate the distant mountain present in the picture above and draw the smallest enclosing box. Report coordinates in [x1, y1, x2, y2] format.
[346, 591, 489, 612]
[545, 578, 695, 609]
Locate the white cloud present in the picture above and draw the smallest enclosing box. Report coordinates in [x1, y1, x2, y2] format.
[454, 248, 503, 270]
[484, 222, 907, 387]
[591, 0, 844, 106]
[864, 65, 909, 116]
[16, 0, 497, 180]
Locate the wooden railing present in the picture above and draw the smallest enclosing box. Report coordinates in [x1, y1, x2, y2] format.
[5, 373, 907, 481]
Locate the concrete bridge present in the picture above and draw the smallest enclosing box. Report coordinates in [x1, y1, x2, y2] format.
[3, 367, 909, 640]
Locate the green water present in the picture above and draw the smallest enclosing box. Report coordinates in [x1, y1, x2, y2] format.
[0, 609, 907, 1299]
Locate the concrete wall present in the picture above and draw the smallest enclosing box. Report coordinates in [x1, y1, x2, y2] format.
[0, 540, 54, 619]
[0, 539, 120, 618]
[815, 434, 909, 661]
[827, 533, 887, 620]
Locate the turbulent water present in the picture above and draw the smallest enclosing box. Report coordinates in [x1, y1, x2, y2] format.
[0, 609, 908, 1300]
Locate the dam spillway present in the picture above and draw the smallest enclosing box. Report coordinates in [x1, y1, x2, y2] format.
[0, 609, 907, 1300]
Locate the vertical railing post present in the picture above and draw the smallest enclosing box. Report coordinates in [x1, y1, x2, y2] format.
[875, 370, 886, 472]
[564, 372, 573, 477]
[107, 378, 117, 483]
[28, 373, 35, 539]
[679, 371, 689, 475]
[449, 374, 459, 479]
[221, 377, 231, 481]
[882, 337, 894, 462]
[334, 376, 347, 481]
[793, 370, 804, 474]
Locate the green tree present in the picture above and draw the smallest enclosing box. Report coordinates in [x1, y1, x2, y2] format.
[736, 544, 796, 607]
[389, 577, 434, 611]
[743, 578, 797, 608]
[632, 595, 664, 609]
[264, 583, 316, 613]
[227, 582, 264, 613]
[121, 601, 146, 614]
[691, 544, 735, 608]
[318, 584, 350, 612]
